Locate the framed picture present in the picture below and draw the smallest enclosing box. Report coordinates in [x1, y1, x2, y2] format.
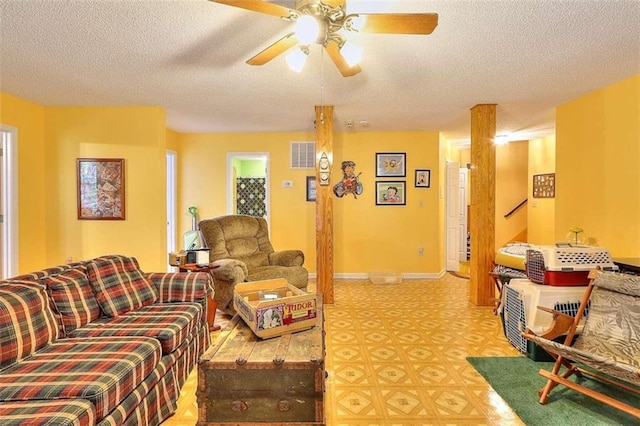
[306, 176, 317, 202]
[375, 181, 406, 206]
[77, 158, 125, 220]
[375, 152, 406, 177]
[415, 169, 431, 188]
[533, 173, 555, 198]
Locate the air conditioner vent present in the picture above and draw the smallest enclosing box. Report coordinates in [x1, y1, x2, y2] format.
[290, 141, 315, 169]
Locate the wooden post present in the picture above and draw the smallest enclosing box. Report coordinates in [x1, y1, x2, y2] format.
[469, 104, 496, 306]
[315, 105, 334, 304]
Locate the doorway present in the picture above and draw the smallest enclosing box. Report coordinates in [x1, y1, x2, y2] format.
[166, 150, 177, 271]
[0, 126, 18, 278]
[226, 153, 269, 224]
[445, 161, 461, 272]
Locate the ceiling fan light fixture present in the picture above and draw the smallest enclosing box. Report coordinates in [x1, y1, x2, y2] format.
[286, 47, 309, 72]
[294, 15, 320, 45]
[344, 14, 366, 32]
[340, 40, 363, 67]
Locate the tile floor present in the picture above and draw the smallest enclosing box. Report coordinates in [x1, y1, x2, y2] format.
[162, 274, 524, 425]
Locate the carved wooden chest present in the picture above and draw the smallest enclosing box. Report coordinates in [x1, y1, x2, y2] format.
[197, 299, 325, 425]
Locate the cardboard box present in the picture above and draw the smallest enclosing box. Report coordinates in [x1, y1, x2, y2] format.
[168, 251, 187, 267]
[233, 278, 318, 339]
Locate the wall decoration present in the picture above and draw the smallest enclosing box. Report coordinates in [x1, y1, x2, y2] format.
[236, 177, 266, 216]
[333, 160, 363, 199]
[533, 173, 555, 198]
[318, 152, 330, 186]
[415, 169, 431, 188]
[375, 152, 406, 177]
[306, 176, 316, 202]
[375, 181, 406, 206]
[77, 158, 125, 220]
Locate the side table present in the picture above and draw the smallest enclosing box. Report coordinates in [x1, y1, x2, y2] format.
[179, 263, 221, 331]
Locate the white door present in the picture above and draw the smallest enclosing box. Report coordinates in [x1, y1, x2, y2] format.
[446, 162, 461, 271]
[458, 168, 469, 260]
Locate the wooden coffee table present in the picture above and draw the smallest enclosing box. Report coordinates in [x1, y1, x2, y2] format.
[197, 306, 325, 425]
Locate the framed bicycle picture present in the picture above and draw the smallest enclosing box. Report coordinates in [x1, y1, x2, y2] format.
[77, 158, 125, 220]
[375, 152, 406, 177]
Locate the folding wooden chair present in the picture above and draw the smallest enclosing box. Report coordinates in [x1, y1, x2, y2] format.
[522, 269, 640, 418]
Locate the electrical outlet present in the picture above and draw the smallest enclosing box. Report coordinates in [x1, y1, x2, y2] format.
[417, 247, 424, 256]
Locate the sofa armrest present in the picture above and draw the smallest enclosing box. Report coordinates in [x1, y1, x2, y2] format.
[269, 250, 304, 267]
[146, 272, 212, 303]
[210, 259, 248, 282]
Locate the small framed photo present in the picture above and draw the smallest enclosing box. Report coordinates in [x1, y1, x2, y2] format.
[375, 152, 406, 177]
[77, 158, 125, 220]
[415, 169, 431, 188]
[375, 181, 406, 206]
[306, 176, 317, 202]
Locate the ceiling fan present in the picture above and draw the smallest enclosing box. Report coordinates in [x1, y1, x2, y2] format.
[211, 0, 438, 77]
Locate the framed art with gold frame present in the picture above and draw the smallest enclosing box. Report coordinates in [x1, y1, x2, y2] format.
[77, 158, 125, 220]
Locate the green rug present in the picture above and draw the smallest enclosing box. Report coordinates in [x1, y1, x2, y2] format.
[466, 356, 639, 425]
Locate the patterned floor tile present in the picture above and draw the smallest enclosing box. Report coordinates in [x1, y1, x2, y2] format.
[163, 275, 523, 426]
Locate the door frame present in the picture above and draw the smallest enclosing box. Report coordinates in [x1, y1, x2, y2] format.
[1, 125, 18, 278]
[226, 152, 270, 225]
[166, 150, 177, 271]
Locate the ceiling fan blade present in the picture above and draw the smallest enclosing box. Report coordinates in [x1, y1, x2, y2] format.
[325, 41, 362, 77]
[357, 13, 438, 35]
[247, 32, 298, 66]
[211, 0, 296, 19]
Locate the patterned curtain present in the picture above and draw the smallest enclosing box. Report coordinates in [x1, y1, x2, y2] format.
[236, 177, 266, 217]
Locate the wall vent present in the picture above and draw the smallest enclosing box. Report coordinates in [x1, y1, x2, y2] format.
[290, 141, 316, 169]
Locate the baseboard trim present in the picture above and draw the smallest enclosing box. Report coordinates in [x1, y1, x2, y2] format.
[309, 271, 447, 280]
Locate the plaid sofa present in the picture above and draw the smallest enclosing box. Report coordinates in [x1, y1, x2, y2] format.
[0, 254, 212, 426]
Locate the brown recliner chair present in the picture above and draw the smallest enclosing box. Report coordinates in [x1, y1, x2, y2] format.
[199, 215, 309, 314]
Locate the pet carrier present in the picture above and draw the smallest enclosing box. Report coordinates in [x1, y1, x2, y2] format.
[525, 245, 617, 286]
[501, 278, 589, 360]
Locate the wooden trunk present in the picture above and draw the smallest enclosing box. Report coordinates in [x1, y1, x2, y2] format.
[197, 301, 325, 425]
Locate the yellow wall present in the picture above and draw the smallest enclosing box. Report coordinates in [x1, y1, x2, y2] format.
[556, 73, 640, 256]
[495, 140, 528, 249]
[528, 135, 556, 244]
[5, 73, 636, 275]
[0, 93, 48, 271]
[176, 129, 443, 275]
[41, 106, 168, 271]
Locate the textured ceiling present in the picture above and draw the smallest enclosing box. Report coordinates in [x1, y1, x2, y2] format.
[1, 0, 638, 143]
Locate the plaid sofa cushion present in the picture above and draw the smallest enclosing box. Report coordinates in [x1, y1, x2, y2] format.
[0, 399, 96, 426]
[44, 268, 102, 336]
[69, 302, 201, 354]
[0, 281, 59, 371]
[97, 361, 177, 426]
[0, 336, 161, 420]
[147, 271, 211, 303]
[86, 255, 158, 317]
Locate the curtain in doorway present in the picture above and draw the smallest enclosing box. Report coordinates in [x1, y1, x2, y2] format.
[236, 177, 266, 217]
